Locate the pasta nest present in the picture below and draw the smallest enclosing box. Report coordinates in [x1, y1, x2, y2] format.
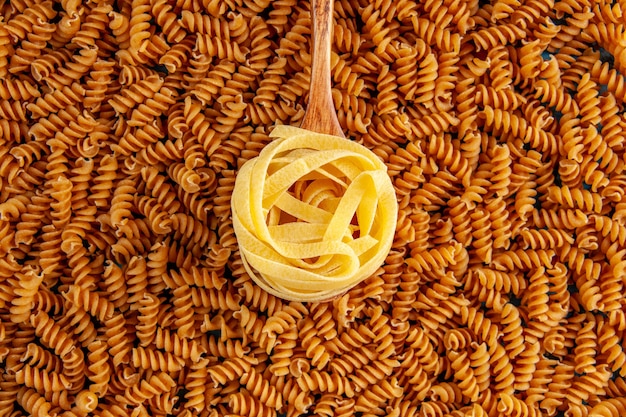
[232, 125, 397, 302]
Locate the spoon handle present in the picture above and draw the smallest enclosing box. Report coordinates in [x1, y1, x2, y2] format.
[300, 0, 345, 138]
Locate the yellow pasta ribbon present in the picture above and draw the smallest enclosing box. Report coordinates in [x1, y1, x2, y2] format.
[232, 125, 398, 302]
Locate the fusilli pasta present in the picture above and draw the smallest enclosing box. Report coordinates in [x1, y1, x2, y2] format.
[0, 1, 624, 417]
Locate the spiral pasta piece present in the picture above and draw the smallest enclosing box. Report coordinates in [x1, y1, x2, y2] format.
[9, 265, 43, 324]
[15, 364, 72, 392]
[16, 387, 53, 417]
[86, 340, 110, 397]
[232, 125, 397, 302]
[131, 346, 185, 373]
[30, 310, 76, 358]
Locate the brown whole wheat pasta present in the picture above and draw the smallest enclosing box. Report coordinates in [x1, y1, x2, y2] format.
[0, 0, 625, 416]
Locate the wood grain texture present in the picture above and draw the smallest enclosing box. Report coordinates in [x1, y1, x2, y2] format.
[299, 0, 345, 138]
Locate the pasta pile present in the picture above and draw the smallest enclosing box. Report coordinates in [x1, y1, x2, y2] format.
[0, 0, 626, 416]
[232, 125, 397, 302]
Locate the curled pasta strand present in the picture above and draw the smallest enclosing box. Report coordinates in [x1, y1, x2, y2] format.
[114, 119, 165, 157]
[109, 74, 164, 115]
[0, 77, 40, 101]
[0, 99, 27, 122]
[104, 312, 131, 367]
[15, 364, 72, 392]
[4, 2, 57, 41]
[547, 185, 603, 213]
[406, 242, 461, 273]
[43, 46, 99, 91]
[413, 53, 438, 106]
[215, 93, 247, 134]
[191, 61, 236, 106]
[296, 369, 356, 398]
[470, 24, 526, 51]
[207, 357, 255, 387]
[154, 328, 206, 362]
[16, 387, 54, 417]
[21, 343, 62, 374]
[591, 215, 626, 247]
[159, 35, 195, 74]
[375, 65, 399, 115]
[475, 85, 527, 111]
[471, 208, 493, 263]
[27, 83, 86, 119]
[9, 264, 43, 324]
[70, 4, 111, 49]
[480, 106, 558, 154]
[152, 0, 187, 43]
[492, 249, 555, 271]
[409, 110, 460, 139]
[122, 372, 176, 406]
[576, 73, 602, 128]
[410, 16, 461, 52]
[519, 228, 575, 250]
[134, 195, 172, 235]
[128, 0, 152, 53]
[86, 340, 110, 397]
[184, 358, 210, 413]
[195, 35, 249, 63]
[183, 96, 222, 157]
[62, 285, 115, 322]
[30, 310, 76, 358]
[131, 346, 185, 373]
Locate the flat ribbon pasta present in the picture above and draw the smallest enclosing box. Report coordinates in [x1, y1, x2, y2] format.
[232, 125, 398, 302]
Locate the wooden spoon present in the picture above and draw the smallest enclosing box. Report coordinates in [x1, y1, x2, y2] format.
[231, 0, 399, 302]
[299, 0, 345, 138]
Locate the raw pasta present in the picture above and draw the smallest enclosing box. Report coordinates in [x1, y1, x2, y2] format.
[232, 125, 397, 302]
[0, 0, 625, 417]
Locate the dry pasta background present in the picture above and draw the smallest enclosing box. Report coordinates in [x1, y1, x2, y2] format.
[0, 0, 626, 416]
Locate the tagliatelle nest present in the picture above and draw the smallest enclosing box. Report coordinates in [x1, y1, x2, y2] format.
[232, 125, 397, 302]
